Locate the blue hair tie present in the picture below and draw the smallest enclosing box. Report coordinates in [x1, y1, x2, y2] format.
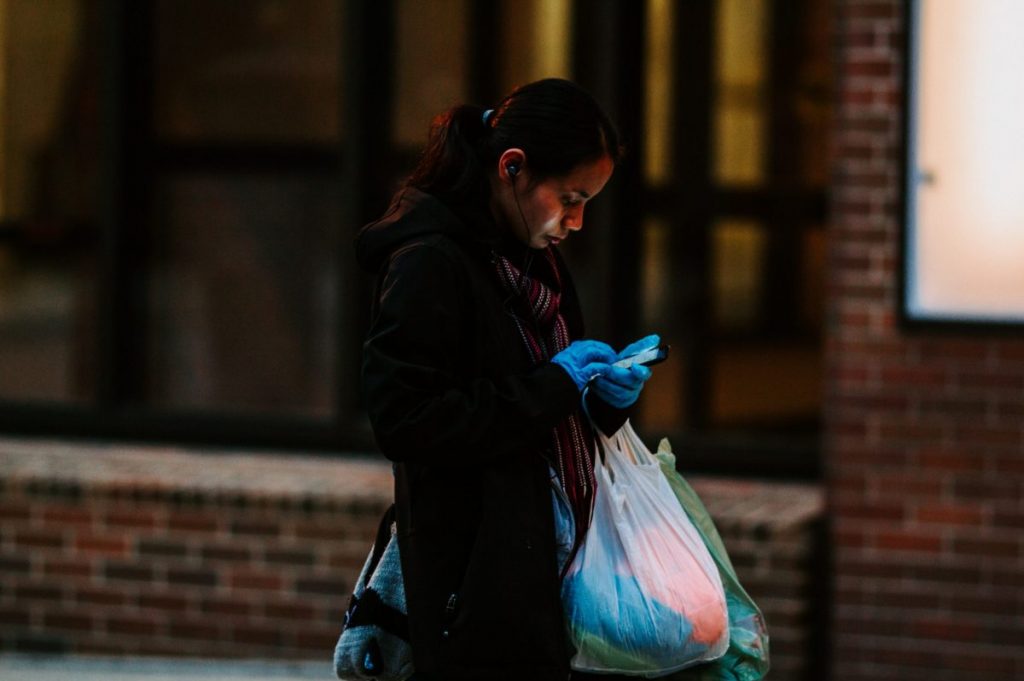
[482, 109, 495, 127]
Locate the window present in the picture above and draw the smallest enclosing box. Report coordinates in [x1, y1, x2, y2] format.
[0, 0, 101, 403]
[0, 0, 832, 476]
[903, 0, 1024, 326]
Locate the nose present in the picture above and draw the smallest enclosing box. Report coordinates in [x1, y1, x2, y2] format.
[563, 206, 584, 231]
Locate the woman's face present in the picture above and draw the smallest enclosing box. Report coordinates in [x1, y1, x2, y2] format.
[494, 154, 615, 250]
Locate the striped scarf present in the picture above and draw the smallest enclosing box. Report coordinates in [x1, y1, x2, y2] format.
[494, 248, 596, 562]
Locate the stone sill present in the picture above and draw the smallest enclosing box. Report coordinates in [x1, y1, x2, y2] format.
[0, 435, 822, 530]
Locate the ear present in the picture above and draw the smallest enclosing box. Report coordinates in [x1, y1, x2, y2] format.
[497, 148, 527, 184]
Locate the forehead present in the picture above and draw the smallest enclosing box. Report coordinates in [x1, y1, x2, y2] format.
[552, 156, 614, 195]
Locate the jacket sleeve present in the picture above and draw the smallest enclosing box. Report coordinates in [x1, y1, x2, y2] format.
[585, 391, 631, 436]
[361, 243, 581, 466]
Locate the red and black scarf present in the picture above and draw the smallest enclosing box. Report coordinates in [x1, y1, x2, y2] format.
[494, 248, 596, 562]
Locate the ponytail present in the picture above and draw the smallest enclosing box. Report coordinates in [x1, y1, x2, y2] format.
[405, 79, 622, 205]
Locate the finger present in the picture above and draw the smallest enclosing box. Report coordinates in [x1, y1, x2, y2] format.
[574, 340, 617, 363]
[581, 362, 612, 383]
[599, 366, 642, 388]
[593, 380, 630, 402]
[617, 334, 661, 360]
[630, 364, 652, 382]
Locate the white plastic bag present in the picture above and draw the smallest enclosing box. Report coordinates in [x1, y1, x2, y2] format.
[561, 421, 729, 676]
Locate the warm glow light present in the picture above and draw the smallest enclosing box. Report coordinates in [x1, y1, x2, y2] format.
[910, 0, 1024, 320]
[394, 0, 468, 147]
[535, 0, 571, 79]
[645, 0, 674, 185]
[0, 1, 7, 216]
[714, 0, 767, 185]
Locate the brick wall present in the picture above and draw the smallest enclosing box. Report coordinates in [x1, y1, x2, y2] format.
[0, 441, 392, 659]
[0, 437, 822, 678]
[827, 2, 1024, 680]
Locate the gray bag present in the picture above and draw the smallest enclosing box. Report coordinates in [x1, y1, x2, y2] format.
[334, 505, 414, 680]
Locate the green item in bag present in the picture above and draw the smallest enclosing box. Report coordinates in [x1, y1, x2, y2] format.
[654, 439, 771, 681]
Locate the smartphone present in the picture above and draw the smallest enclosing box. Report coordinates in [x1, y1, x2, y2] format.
[613, 344, 670, 370]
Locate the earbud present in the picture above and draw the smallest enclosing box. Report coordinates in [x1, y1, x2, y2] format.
[506, 162, 520, 178]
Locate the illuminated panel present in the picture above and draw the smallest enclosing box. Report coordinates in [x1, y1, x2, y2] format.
[714, 0, 766, 186]
[394, 0, 468, 148]
[500, 0, 571, 93]
[645, 0, 674, 186]
[907, 0, 1024, 321]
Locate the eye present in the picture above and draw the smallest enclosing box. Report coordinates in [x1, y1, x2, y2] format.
[561, 196, 582, 207]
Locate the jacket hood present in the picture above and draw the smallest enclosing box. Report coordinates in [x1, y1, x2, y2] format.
[355, 188, 502, 273]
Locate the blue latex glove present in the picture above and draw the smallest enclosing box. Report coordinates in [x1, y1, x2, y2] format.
[591, 363, 652, 408]
[616, 334, 661, 362]
[552, 340, 617, 391]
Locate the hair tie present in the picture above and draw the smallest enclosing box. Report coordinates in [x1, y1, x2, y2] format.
[482, 109, 495, 127]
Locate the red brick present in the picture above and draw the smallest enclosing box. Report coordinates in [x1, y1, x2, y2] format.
[14, 529, 66, 549]
[42, 557, 95, 578]
[878, 365, 947, 387]
[994, 342, 1024, 362]
[844, 1, 898, 21]
[875, 531, 942, 553]
[0, 606, 31, 626]
[104, 509, 158, 529]
[74, 585, 130, 607]
[199, 542, 252, 562]
[137, 593, 191, 612]
[915, 503, 983, 526]
[15, 582, 66, 601]
[992, 510, 1024, 530]
[227, 569, 284, 591]
[0, 501, 32, 522]
[167, 510, 220, 532]
[263, 600, 317, 621]
[107, 614, 161, 636]
[834, 501, 904, 522]
[200, 596, 253, 617]
[166, 567, 218, 587]
[43, 611, 95, 631]
[41, 505, 94, 525]
[74, 533, 130, 556]
[916, 450, 985, 473]
[951, 537, 1019, 559]
[231, 625, 282, 647]
[952, 424, 1021, 448]
[906, 562, 985, 584]
[843, 56, 895, 79]
[168, 618, 219, 640]
[952, 476, 1020, 501]
[230, 519, 281, 536]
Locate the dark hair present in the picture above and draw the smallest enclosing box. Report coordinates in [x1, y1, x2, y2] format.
[405, 78, 622, 204]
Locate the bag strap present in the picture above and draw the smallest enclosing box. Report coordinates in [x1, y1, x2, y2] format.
[365, 503, 397, 580]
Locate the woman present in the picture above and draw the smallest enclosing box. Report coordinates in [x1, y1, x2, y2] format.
[357, 78, 657, 681]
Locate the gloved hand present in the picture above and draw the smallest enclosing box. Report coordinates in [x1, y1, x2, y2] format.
[551, 340, 617, 391]
[616, 334, 661, 363]
[591, 363, 652, 409]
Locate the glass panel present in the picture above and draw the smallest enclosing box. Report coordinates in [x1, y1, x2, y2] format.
[801, 227, 826, 331]
[154, 0, 343, 143]
[146, 174, 341, 416]
[710, 343, 822, 428]
[393, 0, 469, 149]
[0, 0, 100, 402]
[499, 0, 573, 94]
[714, 0, 767, 185]
[712, 221, 767, 331]
[644, 0, 675, 186]
[638, 218, 687, 431]
[906, 0, 1024, 322]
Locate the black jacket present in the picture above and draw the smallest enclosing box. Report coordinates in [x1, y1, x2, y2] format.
[357, 189, 626, 681]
